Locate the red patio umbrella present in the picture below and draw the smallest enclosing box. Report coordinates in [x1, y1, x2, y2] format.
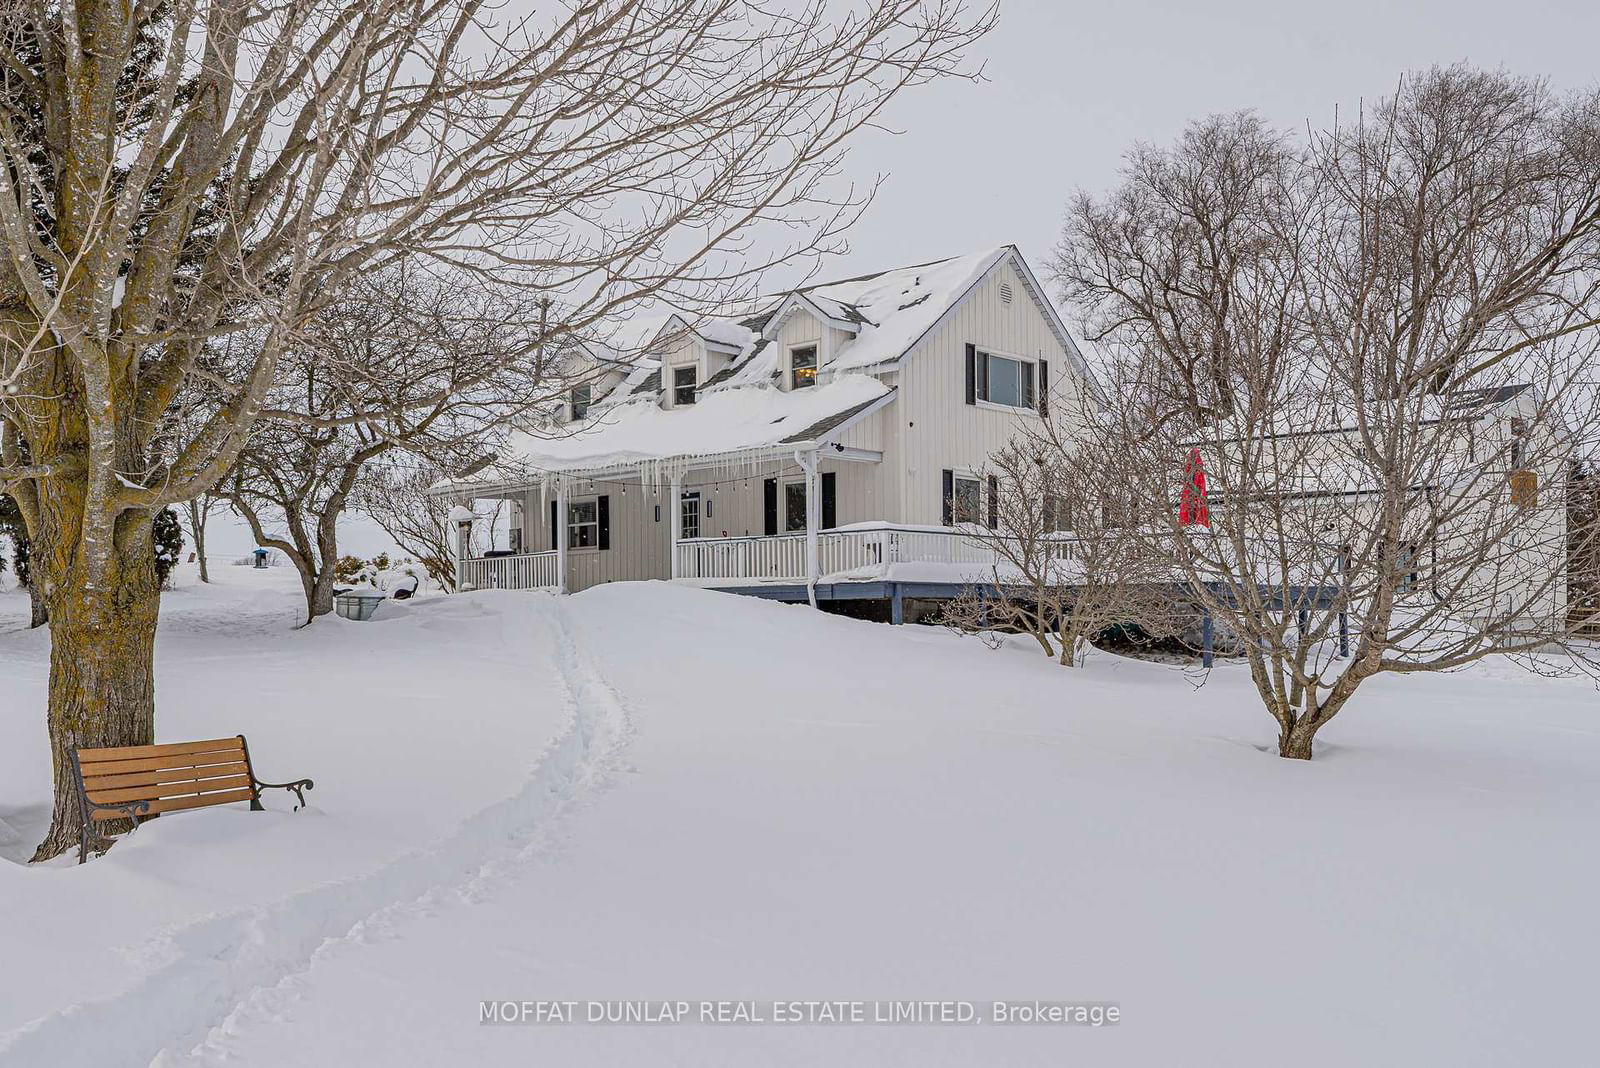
[1180, 447, 1209, 526]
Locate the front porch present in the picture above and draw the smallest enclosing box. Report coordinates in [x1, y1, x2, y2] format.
[459, 521, 1079, 601]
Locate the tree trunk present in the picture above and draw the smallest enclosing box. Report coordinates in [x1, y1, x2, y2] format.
[309, 567, 337, 622]
[31, 531, 161, 862]
[1277, 719, 1319, 760]
[191, 502, 210, 583]
[28, 583, 48, 628]
[1059, 634, 1081, 667]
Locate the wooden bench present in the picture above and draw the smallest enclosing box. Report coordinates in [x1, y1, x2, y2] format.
[70, 735, 313, 864]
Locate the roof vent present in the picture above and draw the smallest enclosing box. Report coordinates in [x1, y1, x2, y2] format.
[999, 281, 1014, 305]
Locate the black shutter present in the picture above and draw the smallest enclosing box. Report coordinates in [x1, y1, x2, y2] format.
[597, 494, 610, 550]
[763, 478, 778, 536]
[976, 348, 988, 402]
[821, 472, 837, 529]
[988, 475, 999, 530]
[964, 344, 976, 406]
[549, 499, 557, 550]
[942, 469, 954, 526]
[1038, 359, 1050, 416]
[1023, 361, 1036, 410]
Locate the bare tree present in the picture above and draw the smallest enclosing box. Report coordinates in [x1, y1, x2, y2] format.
[357, 462, 462, 593]
[945, 440, 1181, 666]
[219, 269, 552, 623]
[180, 491, 226, 583]
[1056, 68, 1600, 760]
[0, 0, 994, 858]
[1571, 459, 1600, 637]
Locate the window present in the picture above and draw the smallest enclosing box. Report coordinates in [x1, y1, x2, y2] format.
[984, 351, 1033, 408]
[680, 492, 701, 540]
[673, 365, 697, 406]
[569, 383, 591, 421]
[950, 475, 981, 525]
[790, 345, 817, 390]
[567, 498, 599, 549]
[784, 481, 807, 532]
[1397, 542, 1419, 593]
[1043, 493, 1072, 532]
[966, 346, 1048, 414]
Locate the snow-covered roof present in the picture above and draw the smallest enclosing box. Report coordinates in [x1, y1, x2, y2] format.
[490, 375, 892, 480]
[696, 246, 1093, 389]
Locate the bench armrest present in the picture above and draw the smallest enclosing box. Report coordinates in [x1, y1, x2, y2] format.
[87, 799, 153, 822]
[253, 777, 315, 811]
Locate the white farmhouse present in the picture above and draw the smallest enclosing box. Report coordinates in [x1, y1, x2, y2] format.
[436, 246, 1093, 622]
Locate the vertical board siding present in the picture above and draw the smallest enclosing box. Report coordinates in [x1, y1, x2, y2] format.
[893, 259, 1083, 525]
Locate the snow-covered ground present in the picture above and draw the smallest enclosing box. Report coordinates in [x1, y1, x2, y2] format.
[2, 566, 1597, 1066]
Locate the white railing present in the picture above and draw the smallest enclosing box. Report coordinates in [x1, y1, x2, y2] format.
[676, 532, 811, 582]
[674, 524, 1077, 585]
[461, 551, 559, 591]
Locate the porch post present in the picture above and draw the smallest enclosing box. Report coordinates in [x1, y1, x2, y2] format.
[669, 473, 683, 580]
[800, 449, 819, 608]
[448, 502, 474, 592]
[1201, 611, 1214, 668]
[555, 479, 568, 593]
[451, 512, 464, 592]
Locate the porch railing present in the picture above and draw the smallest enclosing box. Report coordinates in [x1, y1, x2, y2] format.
[460, 551, 559, 591]
[674, 524, 1077, 585]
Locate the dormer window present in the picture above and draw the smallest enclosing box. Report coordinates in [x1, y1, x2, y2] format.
[673, 365, 697, 406]
[570, 383, 591, 421]
[790, 345, 817, 390]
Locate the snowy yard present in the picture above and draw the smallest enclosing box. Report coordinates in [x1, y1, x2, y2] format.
[2, 565, 1597, 1066]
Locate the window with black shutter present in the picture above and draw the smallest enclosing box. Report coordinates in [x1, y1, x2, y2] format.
[567, 498, 600, 548]
[763, 478, 778, 536]
[944, 471, 980, 525]
[821, 472, 836, 529]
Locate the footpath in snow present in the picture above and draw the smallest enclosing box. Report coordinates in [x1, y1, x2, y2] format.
[4, 573, 1599, 1066]
[0, 566, 592, 1066]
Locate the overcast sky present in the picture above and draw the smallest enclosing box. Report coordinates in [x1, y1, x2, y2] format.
[782, 0, 1600, 310]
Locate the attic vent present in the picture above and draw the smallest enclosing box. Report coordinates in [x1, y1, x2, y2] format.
[999, 281, 1014, 304]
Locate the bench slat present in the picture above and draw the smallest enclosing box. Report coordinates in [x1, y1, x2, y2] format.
[90, 788, 256, 820]
[77, 747, 247, 778]
[77, 737, 244, 763]
[81, 761, 251, 792]
[87, 774, 253, 805]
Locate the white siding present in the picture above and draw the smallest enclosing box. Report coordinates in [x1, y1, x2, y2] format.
[890, 259, 1084, 525]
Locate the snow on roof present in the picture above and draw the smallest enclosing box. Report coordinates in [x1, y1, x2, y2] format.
[500, 375, 892, 477]
[700, 249, 1009, 389]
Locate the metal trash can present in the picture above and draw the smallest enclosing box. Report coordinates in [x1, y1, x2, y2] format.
[334, 589, 386, 621]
